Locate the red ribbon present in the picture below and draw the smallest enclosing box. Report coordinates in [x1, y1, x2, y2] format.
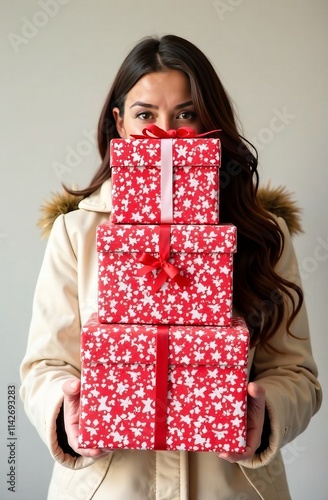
[137, 225, 190, 293]
[154, 325, 169, 450]
[131, 124, 221, 139]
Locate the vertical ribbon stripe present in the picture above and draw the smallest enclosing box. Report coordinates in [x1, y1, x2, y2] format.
[160, 139, 173, 223]
[154, 325, 169, 450]
[159, 224, 171, 261]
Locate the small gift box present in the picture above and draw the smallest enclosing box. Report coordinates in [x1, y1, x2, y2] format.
[78, 315, 249, 453]
[110, 135, 220, 224]
[97, 221, 237, 326]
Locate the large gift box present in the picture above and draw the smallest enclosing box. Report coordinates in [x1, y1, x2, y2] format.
[110, 137, 221, 224]
[78, 314, 249, 453]
[97, 221, 237, 326]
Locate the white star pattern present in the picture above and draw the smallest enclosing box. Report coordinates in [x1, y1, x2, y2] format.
[79, 135, 250, 454]
[226, 372, 238, 385]
[232, 401, 245, 417]
[80, 317, 248, 453]
[142, 398, 154, 413]
[110, 138, 220, 224]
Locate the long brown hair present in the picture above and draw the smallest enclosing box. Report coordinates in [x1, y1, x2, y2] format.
[67, 34, 303, 348]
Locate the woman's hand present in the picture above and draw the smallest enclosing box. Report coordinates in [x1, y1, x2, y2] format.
[217, 381, 266, 462]
[62, 378, 109, 458]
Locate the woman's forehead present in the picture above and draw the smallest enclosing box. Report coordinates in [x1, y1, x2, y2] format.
[125, 70, 192, 106]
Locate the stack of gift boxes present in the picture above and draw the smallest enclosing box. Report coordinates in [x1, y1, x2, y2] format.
[78, 131, 250, 453]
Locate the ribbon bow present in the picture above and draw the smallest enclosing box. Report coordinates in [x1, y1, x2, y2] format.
[137, 225, 190, 293]
[131, 124, 220, 139]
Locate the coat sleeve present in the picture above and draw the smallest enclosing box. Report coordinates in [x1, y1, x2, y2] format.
[20, 214, 98, 470]
[240, 217, 322, 469]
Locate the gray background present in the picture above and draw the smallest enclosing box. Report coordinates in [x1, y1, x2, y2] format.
[1, 0, 327, 498]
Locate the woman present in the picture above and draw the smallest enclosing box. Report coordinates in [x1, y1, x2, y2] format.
[20, 34, 322, 499]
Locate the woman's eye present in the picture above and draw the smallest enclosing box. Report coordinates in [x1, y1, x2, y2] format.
[177, 111, 196, 120]
[136, 112, 153, 120]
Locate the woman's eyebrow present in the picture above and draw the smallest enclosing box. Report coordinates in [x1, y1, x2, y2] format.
[130, 100, 194, 110]
[175, 100, 193, 109]
[130, 101, 158, 109]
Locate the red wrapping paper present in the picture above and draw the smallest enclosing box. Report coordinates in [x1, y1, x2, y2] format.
[110, 137, 220, 224]
[97, 221, 237, 326]
[78, 314, 249, 453]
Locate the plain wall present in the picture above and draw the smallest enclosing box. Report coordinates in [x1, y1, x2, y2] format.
[1, 1, 327, 498]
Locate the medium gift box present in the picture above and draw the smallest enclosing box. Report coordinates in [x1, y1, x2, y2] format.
[78, 314, 249, 453]
[110, 136, 220, 224]
[97, 221, 237, 326]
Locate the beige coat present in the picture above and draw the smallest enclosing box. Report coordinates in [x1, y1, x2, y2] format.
[20, 180, 322, 499]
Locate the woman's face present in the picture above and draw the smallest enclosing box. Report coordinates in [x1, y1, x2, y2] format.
[112, 69, 203, 138]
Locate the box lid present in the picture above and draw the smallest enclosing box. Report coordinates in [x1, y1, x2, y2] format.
[97, 222, 237, 254]
[81, 315, 249, 368]
[110, 138, 221, 168]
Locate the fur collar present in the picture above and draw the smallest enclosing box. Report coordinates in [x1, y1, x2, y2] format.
[37, 183, 302, 239]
